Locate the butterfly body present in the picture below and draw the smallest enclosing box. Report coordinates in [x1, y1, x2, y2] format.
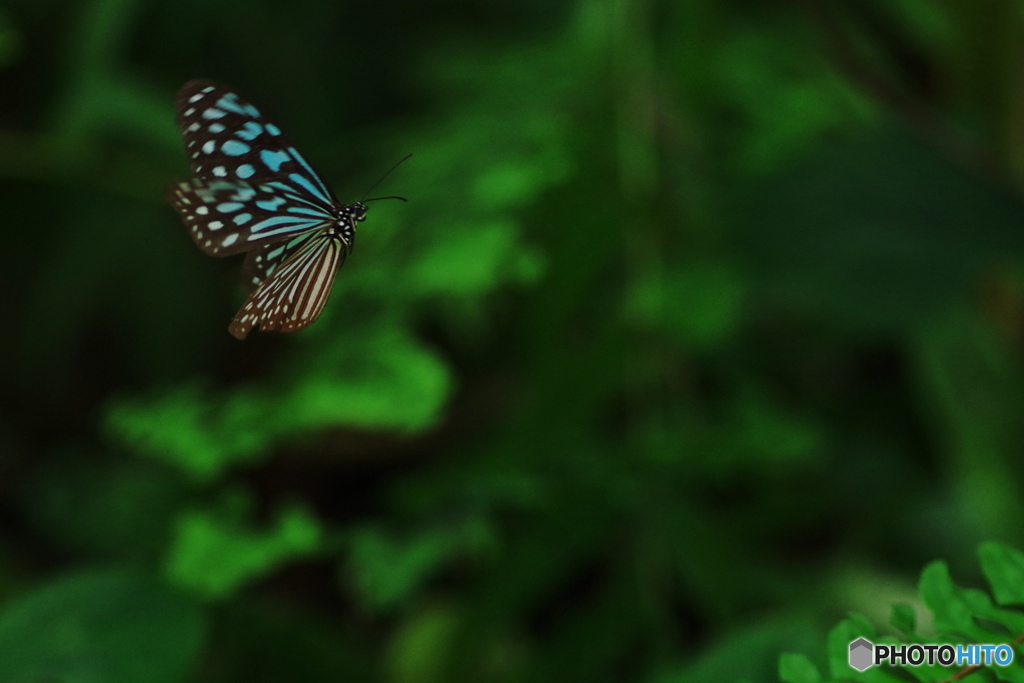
[167, 79, 378, 339]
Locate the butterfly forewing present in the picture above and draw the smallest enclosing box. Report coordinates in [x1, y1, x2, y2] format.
[175, 79, 337, 203]
[229, 235, 348, 339]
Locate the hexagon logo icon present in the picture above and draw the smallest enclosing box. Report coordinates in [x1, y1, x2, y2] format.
[849, 638, 874, 672]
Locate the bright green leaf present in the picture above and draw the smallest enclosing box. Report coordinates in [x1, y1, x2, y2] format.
[979, 542, 1024, 606]
[411, 218, 541, 296]
[107, 330, 452, 480]
[287, 329, 451, 433]
[920, 562, 980, 638]
[105, 383, 271, 482]
[165, 505, 321, 600]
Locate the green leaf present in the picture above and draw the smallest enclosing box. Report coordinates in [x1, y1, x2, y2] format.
[410, 218, 542, 296]
[349, 529, 452, 611]
[979, 541, 1024, 606]
[105, 382, 272, 482]
[284, 328, 452, 434]
[471, 160, 559, 210]
[778, 653, 821, 683]
[920, 561, 994, 640]
[107, 329, 451, 481]
[918, 554, 1024, 647]
[715, 20, 878, 177]
[0, 568, 204, 683]
[626, 261, 746, 350]
[889, 603, 916, 636]
[347, 520, 494, 612]
[165, 504, 321, 600]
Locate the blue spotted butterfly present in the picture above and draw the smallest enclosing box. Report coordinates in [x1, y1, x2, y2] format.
[167, 79, 405, 339]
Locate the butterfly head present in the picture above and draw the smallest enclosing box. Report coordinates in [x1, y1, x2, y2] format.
[349, 202, 369, 224]
[328, 202, 365, 245]
[333, 196, 405, 245]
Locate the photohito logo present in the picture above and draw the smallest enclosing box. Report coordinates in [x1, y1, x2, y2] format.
[849, 637, 1014, 672]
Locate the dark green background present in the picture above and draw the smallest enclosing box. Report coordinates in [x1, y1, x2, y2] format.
[2, 0, 1024, 681]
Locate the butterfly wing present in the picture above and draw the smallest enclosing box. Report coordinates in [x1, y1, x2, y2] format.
[174, 79, 338, 204]
[229, 234, 348, 340]
[168, 79, 371, 340]
[167, 178, 334, 257]
[240, 232, 317, 292]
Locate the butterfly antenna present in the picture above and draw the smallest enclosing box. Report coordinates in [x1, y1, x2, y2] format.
[364, 195, 408, 203]
[361, 154, 412, 201]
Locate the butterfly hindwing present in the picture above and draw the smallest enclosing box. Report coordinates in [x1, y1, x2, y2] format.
[229, 234, 348, 339]
[167, 178, 333, 257]
[240, 231, 317, 292]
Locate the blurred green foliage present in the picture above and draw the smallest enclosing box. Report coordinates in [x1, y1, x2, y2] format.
[0, 568, 203, 683]
[784, 542, 1024, 682]
[3, 0, 1024, 681]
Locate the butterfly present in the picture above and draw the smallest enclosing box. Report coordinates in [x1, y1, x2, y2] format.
[166, 79, 405, 339]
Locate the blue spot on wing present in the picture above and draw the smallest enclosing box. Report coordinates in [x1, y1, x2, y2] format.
[236, 121, 263, 141]
[216, 94, 261, 118]
[222, 140, 250, 156]
[260, 149, 290, 172]
[256, 197, 288, 211]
